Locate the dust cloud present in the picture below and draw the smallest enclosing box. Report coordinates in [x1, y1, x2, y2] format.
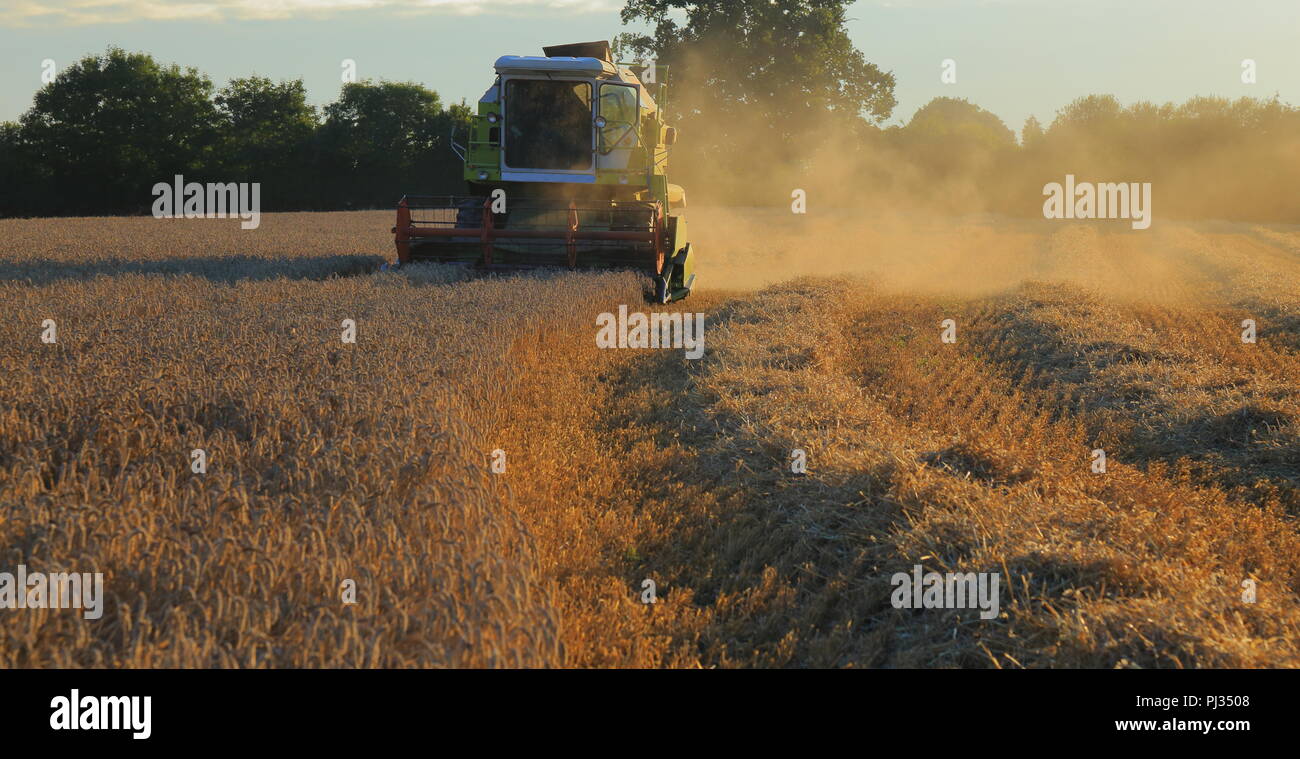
[688, 206, 1300, 306]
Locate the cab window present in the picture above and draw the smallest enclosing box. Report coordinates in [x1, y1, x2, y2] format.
[598, 84, 638, 153]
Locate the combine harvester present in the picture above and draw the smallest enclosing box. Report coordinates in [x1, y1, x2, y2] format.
[392, 41, 694, 303]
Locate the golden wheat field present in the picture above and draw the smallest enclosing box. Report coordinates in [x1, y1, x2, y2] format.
[1, 208, 1298, 668]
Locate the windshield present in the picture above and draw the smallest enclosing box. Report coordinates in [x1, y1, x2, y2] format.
[504, 79, 592, 170]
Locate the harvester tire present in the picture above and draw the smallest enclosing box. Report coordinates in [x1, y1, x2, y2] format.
[651, 244, 692, 304]
[653, 274, 671, 304]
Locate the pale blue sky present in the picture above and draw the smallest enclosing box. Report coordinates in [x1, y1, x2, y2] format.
[1, 0, 1295, 134]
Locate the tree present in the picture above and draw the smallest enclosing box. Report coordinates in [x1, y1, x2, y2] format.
[621, 0, 895, 125]
[893, 97, 1015, 179]
[317, 81, 467, 207]
[19, 47, 221, 214]
[903, 97, 1014, 145]
[0, 121, 42, 215]
[619, 0, 896, 198]
[215, 77, 318, 208]
[1021, 115, 1044, 149]
[1047, 94, 1124, 136]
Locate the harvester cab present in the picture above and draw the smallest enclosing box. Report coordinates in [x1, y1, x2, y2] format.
[392, 40, 694, 303]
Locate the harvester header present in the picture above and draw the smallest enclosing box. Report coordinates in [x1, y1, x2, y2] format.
[392, 40, 694, 303]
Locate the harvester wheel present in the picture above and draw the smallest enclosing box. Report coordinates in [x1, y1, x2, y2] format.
[651, 244, 692, 304]
[653, 274, 670, 304]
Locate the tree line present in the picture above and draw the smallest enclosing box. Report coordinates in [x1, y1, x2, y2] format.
[4, 0, 1299, 223]
[0, 47, 471, 217]
[619, 0, 1300, 222]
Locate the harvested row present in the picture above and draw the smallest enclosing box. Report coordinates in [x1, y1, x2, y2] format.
[497, 275, 1300, 667]
[841, 288, 1300, 667]
[961, 286, 1300, 510]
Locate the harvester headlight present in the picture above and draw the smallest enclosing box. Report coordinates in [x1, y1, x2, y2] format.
[486, 113, 499, 124]
[477, 170, 489, 180]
